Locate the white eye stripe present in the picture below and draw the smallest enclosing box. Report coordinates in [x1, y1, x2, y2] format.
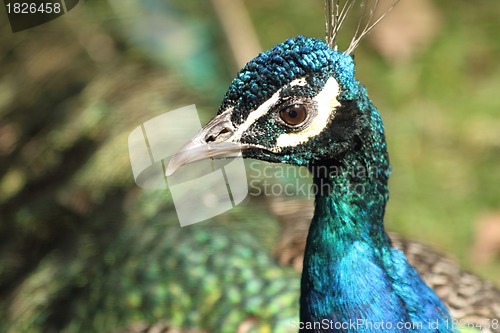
[233, 88, 282, 138]
[275, 77, 341, 148]
[230, 76, 338, 147]
[232, 76, 309, 139]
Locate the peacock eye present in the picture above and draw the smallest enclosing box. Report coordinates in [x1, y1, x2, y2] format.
[279, 104, 308, 127]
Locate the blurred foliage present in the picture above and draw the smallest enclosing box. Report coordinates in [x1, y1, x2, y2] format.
[0, 0, 499, 332]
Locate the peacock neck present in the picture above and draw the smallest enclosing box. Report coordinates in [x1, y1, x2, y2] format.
[298, 103, 455, 332]
[305, 100, 392, 256]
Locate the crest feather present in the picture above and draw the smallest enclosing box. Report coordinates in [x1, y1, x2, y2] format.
[324, 0, 401, 54]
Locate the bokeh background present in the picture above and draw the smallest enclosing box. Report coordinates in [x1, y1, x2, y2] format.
[0, 0, 499, 332]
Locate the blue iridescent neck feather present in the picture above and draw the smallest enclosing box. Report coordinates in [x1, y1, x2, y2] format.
[220, 37, 456, 332]
[299, 78, 454, 333]
[168, 36, 458, 333]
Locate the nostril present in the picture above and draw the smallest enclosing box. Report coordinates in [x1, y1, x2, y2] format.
[206, 135, 215, 143]
[205, 126, 233, 143]
[219, 128, 230, 135]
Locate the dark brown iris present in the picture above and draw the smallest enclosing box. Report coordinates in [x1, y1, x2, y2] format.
[279, 104, 308, 127]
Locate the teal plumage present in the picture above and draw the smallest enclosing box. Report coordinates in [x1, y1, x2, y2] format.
[3, 190, 301, 333]
[248, 37, 452, 332]
[167, 31, 498, 332]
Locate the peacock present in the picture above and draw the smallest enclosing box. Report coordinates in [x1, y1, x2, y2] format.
[2, 1, 499, 333]
[166, 1, 500, 332]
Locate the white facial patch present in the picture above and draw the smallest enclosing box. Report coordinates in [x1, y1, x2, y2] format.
[232, 78, 309, 140]
[275, 77, 341, 148]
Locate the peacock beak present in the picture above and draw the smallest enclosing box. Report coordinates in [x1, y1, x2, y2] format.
[166, 110, 245, 176]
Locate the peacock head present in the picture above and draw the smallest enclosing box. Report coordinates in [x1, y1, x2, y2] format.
[167, 36, 384, 176]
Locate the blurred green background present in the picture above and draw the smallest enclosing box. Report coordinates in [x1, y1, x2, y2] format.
[0, 0, 499, 332]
